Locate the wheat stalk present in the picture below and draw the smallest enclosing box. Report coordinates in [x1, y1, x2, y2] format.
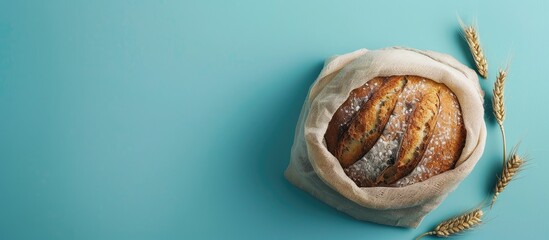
[416, 209, 483, 239]
[460, 21, 489, 79]
[492, 151, 525, 207]
[493, 69, 508, 165]
[415, 18, 526, 240]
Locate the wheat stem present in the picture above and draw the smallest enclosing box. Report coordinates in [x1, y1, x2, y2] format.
[493, 69, 507, 166]
[499, 124, 507, 166]
[415, 231, 435, 240]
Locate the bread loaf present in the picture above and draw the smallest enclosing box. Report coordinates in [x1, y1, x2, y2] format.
[325, 75, 466, 187]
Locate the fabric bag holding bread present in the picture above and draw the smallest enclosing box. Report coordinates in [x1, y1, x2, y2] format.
[285, 47, 487, 228]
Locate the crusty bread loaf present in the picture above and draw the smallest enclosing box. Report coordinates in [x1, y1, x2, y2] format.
[324, 75, 466, 187]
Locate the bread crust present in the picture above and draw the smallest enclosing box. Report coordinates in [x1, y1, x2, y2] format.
[376, 90, 440, 185]
[325, 75, 466, 187]
[336, 76, 407, 167]
[392, 84, 466, 186]
[325, 77, 386, 156]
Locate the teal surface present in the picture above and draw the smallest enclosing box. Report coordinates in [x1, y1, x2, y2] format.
[0, 1, 547, 239]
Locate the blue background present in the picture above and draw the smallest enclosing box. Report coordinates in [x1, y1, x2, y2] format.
[0, 1, 547, 239]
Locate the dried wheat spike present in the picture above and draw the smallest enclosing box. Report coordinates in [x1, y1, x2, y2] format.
[492, 153, 524, 206]
[493, 69, 507, 126]
[462, 24, 489, 78]
[416, 209, 483, 239]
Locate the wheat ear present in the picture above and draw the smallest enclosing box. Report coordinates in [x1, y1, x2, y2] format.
[493, 69, 506, 125]
[492, 150, 524, 207]
[493, 69, 507, 165]
[416, 209, 483, 239]
[460, 20, 489, 78]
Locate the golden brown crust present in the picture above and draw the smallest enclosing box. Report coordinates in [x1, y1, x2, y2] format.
[336, 76, 407, 167]
[325, 77, 386, 155]
[376, 90, 440, 185]
[392, 85, 466, 186]
[324, 75, 467, 187]
[343, 76, 429, 187]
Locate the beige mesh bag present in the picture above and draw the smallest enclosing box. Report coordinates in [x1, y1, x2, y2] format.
[284, 47, 487, 228]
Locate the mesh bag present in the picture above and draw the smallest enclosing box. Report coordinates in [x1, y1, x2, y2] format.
[285, 47, 487, 228]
